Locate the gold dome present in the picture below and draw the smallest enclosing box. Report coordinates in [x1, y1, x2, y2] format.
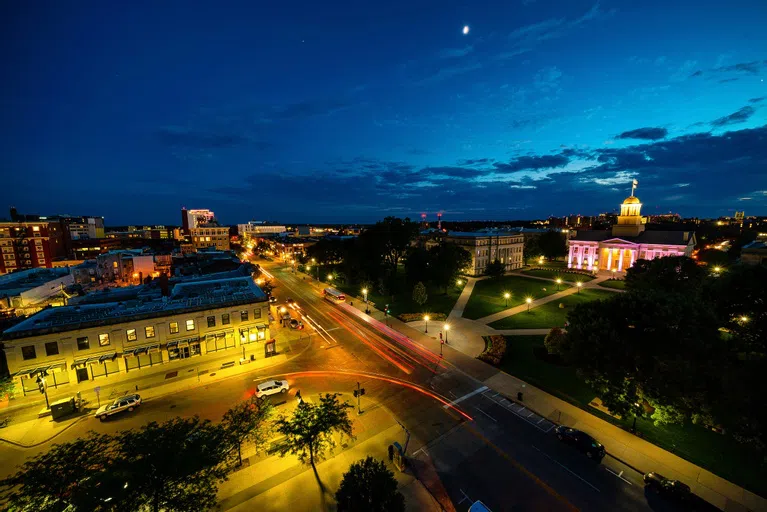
[623, 196, 641, 204]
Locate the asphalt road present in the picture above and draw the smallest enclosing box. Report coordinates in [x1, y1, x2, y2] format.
[0, 260, 692, 512]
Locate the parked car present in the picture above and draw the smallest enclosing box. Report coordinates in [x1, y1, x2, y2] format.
[256, 379, 289, 398]
[644, 472, 691, 501]
[554, 426, 605, 460]
[95, 394, 142, 421]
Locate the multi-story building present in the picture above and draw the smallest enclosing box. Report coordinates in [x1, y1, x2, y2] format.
[443, 231, 525, 276]
[0, 221, 66, 274]
[191, 224, 230, 251]
[96, 250, 160, 284]
[181, 208, 216, 235]
[237, 221, 286, 237]
[2, 276, 270, 396]
[0, 267, 74, 313]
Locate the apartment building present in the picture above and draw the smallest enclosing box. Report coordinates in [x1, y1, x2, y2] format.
[0, 221, 66, 274]
[191, 225, 230, 251]
[2, 276, 270, 395]
[443, 231, 525, 276]
[237, 222, 286, 237]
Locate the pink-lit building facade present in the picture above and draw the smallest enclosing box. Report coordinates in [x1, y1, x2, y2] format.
[567, 193, 695, 273]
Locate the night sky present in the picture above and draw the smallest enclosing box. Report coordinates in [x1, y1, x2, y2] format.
[2, 1, 766, 225]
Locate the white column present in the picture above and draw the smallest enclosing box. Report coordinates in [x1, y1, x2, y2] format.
[568, 245, 574, 268]
[606, 248, 613, 270]
[587, 247, 594, 270]
[618, 249, 624, 271]
[629, 249, 635, 268]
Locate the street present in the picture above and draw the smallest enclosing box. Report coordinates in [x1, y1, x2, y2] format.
[0, 261, 685, 512]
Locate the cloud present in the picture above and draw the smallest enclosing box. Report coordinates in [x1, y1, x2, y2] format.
[458, 158, 493, 166]
[718, 78, 739, 83]
[506, 3, 613, 51]
[533, 66, 563, 92]
[615, 127, 668, 141]
[510, 184, 536, 189]
[438, 46, 474, 59]
[156, 126, 253, 149]
[493, 154, 570, 173]
[710, 106, 756, 127]
[415, 62, 483, 85]
[749, 97, 766, 104]
[690, 60, 767, 80]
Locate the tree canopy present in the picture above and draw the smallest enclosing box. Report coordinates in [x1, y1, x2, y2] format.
[484, 258, 505, 278]
[335, 457, 405, 512]
[428, 242, 471, 292]
[412, 281, 427, 307]
[221, 395, 274, 466]
[537, 231, 567, 260]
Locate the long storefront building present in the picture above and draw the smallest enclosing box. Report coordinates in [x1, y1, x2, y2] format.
[2, 276, 270, 395]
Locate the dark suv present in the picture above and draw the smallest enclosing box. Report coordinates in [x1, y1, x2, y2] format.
[554, 426, 606, 460]
[644, 472, 691, 501]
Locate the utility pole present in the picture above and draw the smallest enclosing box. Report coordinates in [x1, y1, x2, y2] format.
[36, 371, 50, 409]
[353, 381, 365, 415]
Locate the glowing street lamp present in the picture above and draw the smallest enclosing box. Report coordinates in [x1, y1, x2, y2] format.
[444, 323, 450, 344]
[526, 297, 533, 312]
[556, 278, 563, 291]
[362, 288, 368, 303]
[503, 292, 511, 307]
[424, 314, 430, 333]
[457, 279, 464, 286]
[327, 274, 333, 282]
[740, 315, 749, 324]
[576, 281, 582, 294]
[713, 266, 722, 275]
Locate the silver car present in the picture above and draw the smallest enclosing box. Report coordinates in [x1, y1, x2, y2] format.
[255, 380, 289, 398]
[95, 393, 142, 421]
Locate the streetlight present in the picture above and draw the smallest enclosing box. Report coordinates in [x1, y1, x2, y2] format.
[576, 281, 582, 294]
[444, 324, 450, 344]
[740, 315, 749, 323]
[503, 292, 510, 307]
[327, 274, 333, 282]
[362, 288, 368, 303]
[457, 279, 464, 286]
[713, 266, 722, 275]
[424, 315, 430, 333]
[526, 297, 533, 312]
[556, 278, 563, 291]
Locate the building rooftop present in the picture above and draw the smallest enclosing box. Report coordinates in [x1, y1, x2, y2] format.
[742, 240, 767, 251]
[445, 231, 525, 238]
[2, 276, 267, 339]
[571, 230, 693, 245]
[0, 268, 72, 296]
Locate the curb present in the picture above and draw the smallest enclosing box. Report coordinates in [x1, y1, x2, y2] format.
[0, 414, 91, 449]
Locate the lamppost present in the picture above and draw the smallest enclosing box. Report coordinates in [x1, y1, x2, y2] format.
[280, 306, 287, 327]
[556, 278, 563, 291]
[503, 292, 510, 307]
[713, 266, 722, 276]
[362, 288, 368, 303]
[457, 279, 464, 287]
[526, 297, 533, 312]
[444, 324, 450, 344]
[739, 315, 749, 324]
[576, 281, 582, 294]
[327, 274, 333, 283]
[423, 315, 430, 333]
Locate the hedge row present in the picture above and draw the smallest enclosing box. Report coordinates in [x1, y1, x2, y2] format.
[398, 312, 447, 323]
[477, 335, 507, 365]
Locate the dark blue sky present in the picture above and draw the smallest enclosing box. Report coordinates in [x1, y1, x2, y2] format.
[2, 0, 766, 225]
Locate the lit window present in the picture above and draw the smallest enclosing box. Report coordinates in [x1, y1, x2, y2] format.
[170, 322, 179, 334]
[145, 326, 155, 338]
[99, 333, 110, 346]
[126, 329, 137, 341]
[186, 319, 195, 331]
[240, 310, 249, 322]
[32, 226, 40, 232]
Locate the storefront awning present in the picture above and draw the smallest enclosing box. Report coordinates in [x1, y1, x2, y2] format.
[147, 344, 160, 353]
[99, 352, 117, 363]
[134, 346, 148, 355]
[71, 358, 89, 369]
[166, 341, 178, 349]
[12, 367, 39, 378]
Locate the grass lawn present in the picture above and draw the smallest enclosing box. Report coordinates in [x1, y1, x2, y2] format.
[521, 268, 595, 283]
[463, 275, 569, 320]
[499, 335, 767, 497]
[598, 279, 627, 290]
[489, 288, 615, 329]
[334, 278, 463, 319]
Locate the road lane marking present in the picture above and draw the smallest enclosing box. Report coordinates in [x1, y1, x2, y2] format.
[604, 467, 633, 485]
[474, 406, 498, 422]
[442, 386, 488, 409]
[532, 446, 601, 493]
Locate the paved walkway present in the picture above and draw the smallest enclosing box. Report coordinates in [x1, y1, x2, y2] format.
[476, 274, 611, 325]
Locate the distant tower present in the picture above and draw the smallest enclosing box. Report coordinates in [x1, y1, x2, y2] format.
[181, 207, 190, 235]
[421, 213, 428, 229]
[437, 212, 442, 230]
[612, 181, 645, 238]
[10, 206, 18, 221]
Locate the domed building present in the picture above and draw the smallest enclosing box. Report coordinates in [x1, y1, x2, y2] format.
[567, 183, 696, 273]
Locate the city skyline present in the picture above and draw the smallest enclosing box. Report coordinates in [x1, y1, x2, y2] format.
[2, 1, 766, 224]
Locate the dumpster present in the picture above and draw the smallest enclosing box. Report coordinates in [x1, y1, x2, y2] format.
[50, 397, 76, 420]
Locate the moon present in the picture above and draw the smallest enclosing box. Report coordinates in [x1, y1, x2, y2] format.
[462, 25, 470, 35]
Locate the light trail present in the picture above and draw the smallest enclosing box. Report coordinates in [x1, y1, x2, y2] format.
[285, 370, 473, 421]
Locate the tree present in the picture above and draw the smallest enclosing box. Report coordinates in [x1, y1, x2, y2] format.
[429, 242, 471, 293]
[0, 433, 121, 512]
[118, 417, 231, 512]
[485, 258, 505, 278]
[624, 256, 706, 294]
[412, 281, 427, 307]
[359, 217, 419, 274]
[335, 457, 405, 512]
[0, 376, 16, 400]
[696, 249, 729, 267]
[537, 231, 567, 261]
[274, 393, 354, 476]
[544, 327, 568, 355]
[221, 395, 274, 466]
[524, 236, 543, 264]
[404, 246, 430, 285]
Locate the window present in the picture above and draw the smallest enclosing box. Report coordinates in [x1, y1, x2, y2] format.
[77, 336, 90, 350]
[222, 313, 230, 325]
[145, 326, 155, 338]
[186, 319, 195, 331]
[99, 333, 110, 346]
[207, 316, 216, 328]
[22, 345, 36, 360]
[126, 329, 137, 341]
[45, 341, 59, 356]
[32, 226, 40, 232]
[253, 308, 262, 319]
[240, 310, 249, 322]
[170, 322, 179, 334]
